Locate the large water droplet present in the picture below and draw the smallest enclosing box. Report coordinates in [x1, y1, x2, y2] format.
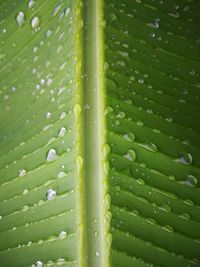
[177, 153, 192, 165]
[16, 12, 25, 27]
[46, 149, 57, 161]
[46, 189, 57, 201]
[123, 149, 136, 161]
[139, 143, 158, 153]
[147, 18, 160, 29]
[183, 175, 197, 187]
[31, 16, 40, 30]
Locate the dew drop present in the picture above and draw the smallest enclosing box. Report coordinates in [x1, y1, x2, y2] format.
[139, 143, 158, 153]
[177, 153, 192, 165]
[33, 261, 43, 267]
[183, 175, 197, 187]
[46, 149, 57, 162]
[123, 149, 136, 162]
[16, 12, 25, 27]
[64, 7, 71, 16]
[28, 0, 35, 9]
[46, 112, 51, 119]
[53, 3, 62, 16]
[31, 16, 40, 30]
[123, 132, 135, 142]
[60, 111, 66, 120]
[18, 169, 26, 177]
[147, 18, 160, 29]
[179, 213, 191, 221]
[59, 231, 67, 239]
[95, 251, 100, 257]
[163, 225, 174, 233]
[58, 127, 66, 137]
[46, 189, 57, 201]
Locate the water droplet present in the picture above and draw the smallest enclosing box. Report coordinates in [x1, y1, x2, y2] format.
[23, 189, 29, 195]
[123, 149, 136, 162]
[18, 169, 26, 177]
[46, 189, 57, 201]
[123, 133, 135, 142]
[31, 16, 40, 30]
[163, 225, 174, 233]
[46, 149, 57, 162]
[110, 13, 117, 21]
[136, 121, 144, 127]
[139, 143, 158, 153]
[59, 231, 67, 239]
[60, 111, 66, 120]
[16, 12, 25, 27]
[179, 213, 190, 221]
[183, 175, 197, 187]
[46, 112, 51, 119]
[116, 111, 125, 119]
[105, 106, 113, 115]
[58, 127, 66, 137]
[95, 251, 100, 257]
[53, 3, 62, 16]
[33, 261, 43, 267]
[64, 7, 71, 16]
[147, 18, 160, 29]
[28, 0, 35, 9]
[177, 153, 192, 165]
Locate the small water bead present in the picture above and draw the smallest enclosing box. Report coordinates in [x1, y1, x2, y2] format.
[95, 251, 100, 257]
[123, 149, 136, 162]
[58, 231, 67, 239]
[60, 112, 66, 120]
[23, 189, 29, 195]
[46, 189, 57, 201]
[64, 7, 71, 17]
[147, 18, 160, 29]
[139, 143, 158, 153]
[110, 13, 117, 21]
[136, 121, 144, 127]
[105, 106, 113, 114]
[177, 153, 192, 165]
[33, 261, 43, 267]
[16, 11, 25, 27]
[163, 225, 174, 233]
[46, 149, 57, 162]
[18, 169, 26, 177]
[53, 3, 62, 16]
[46, 112, 51, 119]
[31, 16, 40, 30]
[183, 175, 197, 187]
[57, 171, 66, 179]
[123, 132, 135, 142]
[28, 0, 35, 8]
[58, 127, 66, 137]
[116, 111, 125, 119]
[179, 213, 191, 221]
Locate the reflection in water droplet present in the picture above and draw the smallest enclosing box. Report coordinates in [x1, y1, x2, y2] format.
[64, 7, 71, 16]
[123, 149, 136, 162]
[16, 12, 25, 27]
[95, 251, 100, 257]
[123, 132, 135, 142]
[28, 0, 35, 9]
[177, 153, 192, 165]
[58, 127, 66, 137]
[33, 261, 43, 267]
[31, 16, 40, 29]
[46, 149, 57, 161]
[183, 175, 197, 187]
[46, 189, 57, 201]
[139, 143, 158, 153]
[18, 169, 26, 177]
[59, 231, 67, 239]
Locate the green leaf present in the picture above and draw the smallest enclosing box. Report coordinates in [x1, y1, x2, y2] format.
[0, 0, 200, 267]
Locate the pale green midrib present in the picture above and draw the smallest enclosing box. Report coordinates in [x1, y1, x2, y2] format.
[83, 0, 107, 267]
